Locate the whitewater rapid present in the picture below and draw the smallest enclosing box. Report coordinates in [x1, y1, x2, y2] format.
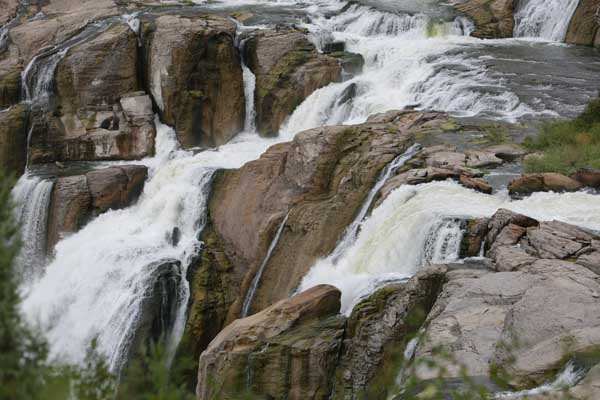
[299, 181, 600, 314]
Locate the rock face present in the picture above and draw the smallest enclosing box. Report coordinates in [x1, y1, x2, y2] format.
[414, 209, 600, 391]
[244, 29, 342, 136]
[208, 111, 448, 317]
[565, 0, 600, 46]
[143, 15, 245, 148]
[508, 173, 583, 196]
[196, 285, 345, 400]
[29, 24, 156, 164]
[46, 165, 147, 252]
[0, 104, 28, 175]
[453, 0, 515, 39]
[334, 265, 447, 399]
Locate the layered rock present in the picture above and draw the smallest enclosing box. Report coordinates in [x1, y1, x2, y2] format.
[142, 14, 245, 148]
[453, 0, 515, 39]
[244, 28, 342, 136]
[0, 104, 28, 175]
[196, 285, 345, 400]
[47, 165, 147, 251]
[29, 24, 156, 163]
[565, 0, 600, 46]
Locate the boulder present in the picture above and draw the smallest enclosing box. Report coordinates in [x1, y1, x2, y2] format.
[523, 222, 589, 259]
[196, 285, 345, 400]
[47, 165, 147, 251]
[577, 251, 600, 275]
[465, 150, 503, 168]
[425, 151, 466, 169]
[491, 245, 536, 272]
[143, 14, 244, 148]
[453, 0, 515, 39]
[483, 143, 526, 161]
[571, 168, 600, 188]
[0, 104, 28, 176]
[459, 175, 493, 194]
[508, 173, 583, 196]
[245, 29, 342, 136]
[460, 218, 489, 257]
[485, 208, 538, 248]
[565, 0, 600, 46]
[207, 111, 447, 316]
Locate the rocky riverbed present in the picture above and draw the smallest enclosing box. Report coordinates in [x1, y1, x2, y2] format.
[3, 0, 600, 399]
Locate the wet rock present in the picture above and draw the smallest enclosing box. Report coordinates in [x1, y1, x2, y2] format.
[245, 29, 342, 136]
[570, 364, 600, 399]
[142, 15, 244, 148]
[508, 173, 583, 196]
[0, 104, 28, 176]
[207, 111, 447, 316]
[29, 25, 156, 163]
[328, 51, 365, 76]
[379, 167, 459, 201]
[565, 0, 600, 46]
[334, 265, 448, 398]
[0, 66, 21, 108]
[460, 218, 489, 257]
[459, 175, 493, 194]
[571, 168, 600, 189]
[453, 0, 515, 39]
[47, 165, 147, 252]
[196, 285, 344, 400]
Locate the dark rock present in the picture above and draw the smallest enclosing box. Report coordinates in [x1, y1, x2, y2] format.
[571, 168, 600, 188]
[454, 0, 515, 39]
[508, 173, 583, 196]
[0, 104, 29, 176]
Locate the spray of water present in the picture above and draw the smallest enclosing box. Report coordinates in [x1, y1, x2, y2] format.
[513, 0, 581, 42]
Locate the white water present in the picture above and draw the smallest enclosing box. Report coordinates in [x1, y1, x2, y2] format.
[241, 212, 290, 317]
[299, 181, 600, 314]
[514, 0, 581, 42]
[11, 175, 54, 281]
[331, 144, 422, 262]
[495, 360, 585, 399]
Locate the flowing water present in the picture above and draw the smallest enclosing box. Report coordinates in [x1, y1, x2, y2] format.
[514, 0, 581, 42]
[13, 0, 600, 378]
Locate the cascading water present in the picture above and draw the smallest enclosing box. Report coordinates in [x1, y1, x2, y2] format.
[331, 143, 422, 262]
[11, 175, 54, 280]
[241, 212, 290, 317]
[238, 36, 258, 133]
[513, 0, 581, 42]
[299, 181, 600, 314]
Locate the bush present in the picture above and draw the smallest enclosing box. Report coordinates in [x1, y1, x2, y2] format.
[523, 97, 600, 174]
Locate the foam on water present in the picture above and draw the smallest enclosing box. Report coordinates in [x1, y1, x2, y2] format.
[299, 181, 600, 314]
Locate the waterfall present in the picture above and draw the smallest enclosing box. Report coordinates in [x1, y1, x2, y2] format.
[513, 0, 581, 42]
[11, 175, 54, 281]
[331, 143, 422, 262]
[239, 37, 258, 134]
[299, 181, 600, 314]
[241, 212, 290, 317]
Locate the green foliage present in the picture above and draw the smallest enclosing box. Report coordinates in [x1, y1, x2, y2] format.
[0, 170, 48, 400]
[523, 96, 600, 174]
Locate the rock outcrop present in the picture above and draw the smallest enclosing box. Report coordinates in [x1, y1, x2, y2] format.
[0, 104, 28, 175]
[196, 285, 345, 400]
[47, 165, 147, 251]
[453, 0, 515, 39]
[244, 29, 342, 136]
[142, 14, 245, 148]
[565, 0, 600, 46]
[29, 24, 156, 164]
[508, 173, 583, 196]
[413, 209, 600, 392]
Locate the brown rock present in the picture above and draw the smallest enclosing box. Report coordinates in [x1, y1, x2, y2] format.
[0, 104, 28, 176]
[571, 167, 600, 188]
[485, 208, 538, 249]
[0, 0, 18, 26]
[508, 173, 583, 196]
[86, 165, 147, 215]
[143, 15, 244, 148]
[492, 245, 536, 272]
[523, 222, 586, 259]
[461, 218, 489, 257]
[425, 151, 466, 169]
[245, 29, 342, 137]
[0, 66, 21, 108]
[208, 111, 445, 316]
[483, 143, 526, 161]
[465, 150, 503, 168]
[196, 285, 344, 400]
[459, 175, 493, 194]
[565, 0, 600, 46]
[454, 0, 515, 39]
